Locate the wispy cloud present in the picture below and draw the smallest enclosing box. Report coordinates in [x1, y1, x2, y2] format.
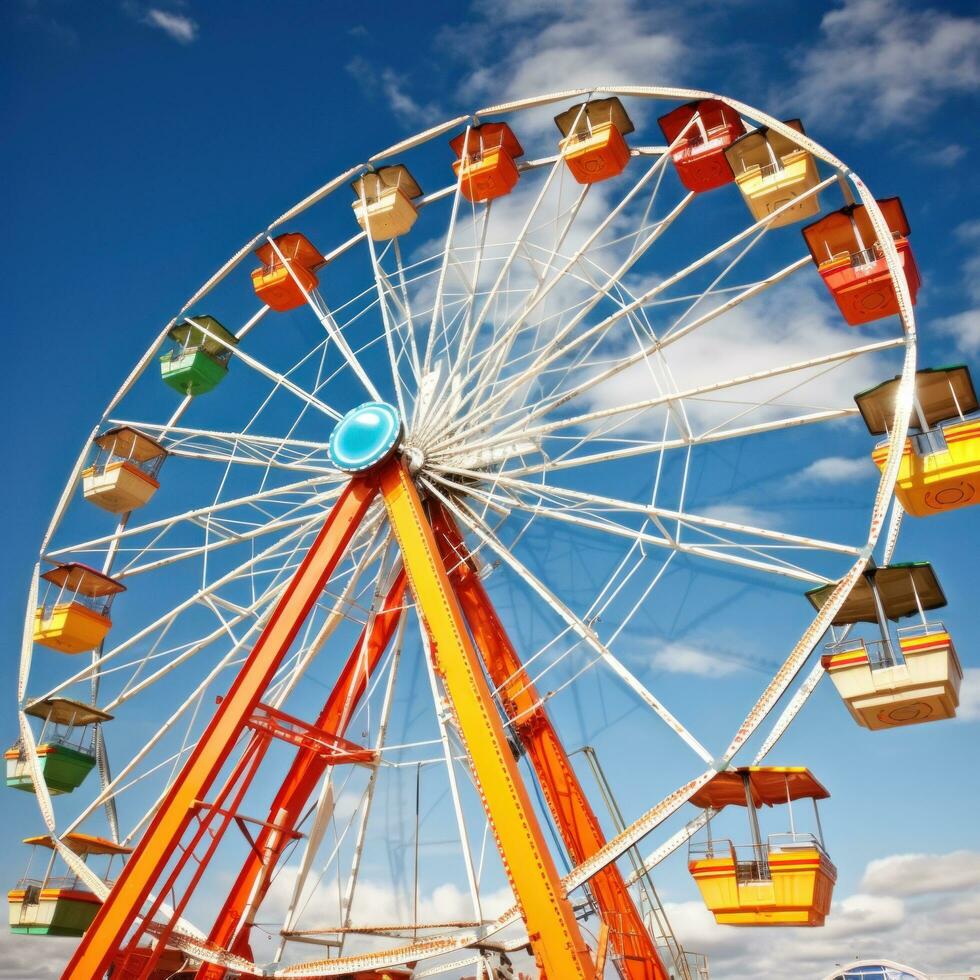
[122, 2, 199, 44]
[933, 220, 980, 356]
[452, 0, 689, 110]
[955, 220, 980, 243]
[0, 929, 74, 978]
[13, 0, 79, 46]
[345, 58, 439, 127]
[667, 848, 980, 979]
[861, 850, 980, 897]
[920, 142, 967, 168]
[378, 67, 437, 126]
[935, 310, 980, 356]
[789, 0, 980, 133]
[955, 666, 980, 722]
[349, 0, 692, 130]
[698, 503, 784, 531]
[143, 7, 198, 44]
[792, 455, 872, 484]
[648, 642, 741, 677]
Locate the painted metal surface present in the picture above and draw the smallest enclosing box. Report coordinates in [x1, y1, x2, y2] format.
[378, 458, 595, 980]
[61, 478, 378, 980]
[430, 500, 667, 980]
[194, 571, 407, 980]
[328, 402, 403, 473]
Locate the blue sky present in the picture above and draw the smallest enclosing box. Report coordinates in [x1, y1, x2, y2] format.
[3, 1, 980, 978]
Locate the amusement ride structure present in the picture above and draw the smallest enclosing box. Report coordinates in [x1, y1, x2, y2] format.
[7, 86, 977, 980]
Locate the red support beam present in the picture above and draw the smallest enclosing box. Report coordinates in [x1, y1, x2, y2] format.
[245, 701, 378, 764]
[193, 569, 407, 980]
[430, 501, 669, 980]
[62, 478, 379, 980]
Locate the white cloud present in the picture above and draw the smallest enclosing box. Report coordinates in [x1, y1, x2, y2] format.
[255, 864, 517, 967]
[353, 0, 689, 133]
[955, 666, 980, 722]
[698, 503, 784, 530]
[955, 220, 980, 243]
[15, 3, 79, 46]
[920, 143, 967, 168]
[456, 0, 687, 109]
[667, 853, 980, 979]
[932, 228, 980, 356]
[345, 0, 710, 139]
[583, 277, 887, 441]
[963, 254, 980, 305]
[861, 850, 980, 897]
[794, 455, 873, 484]
[144, 8, 198, 44]
[934, 309, 980, 356]
[345, 58, 440, 128]
[0, 930, 73, 978]
[649, 642, 741, 677]
[379, 68, 435, 125]
[790, 0, 980, 132]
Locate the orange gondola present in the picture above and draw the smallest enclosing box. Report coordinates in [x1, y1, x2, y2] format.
[251, 233, 324, 312]
[450, 122, 524, 203]
[658, 98, 745, 193]
[554, 97, 634, 185]
[802, 197, 920, 325]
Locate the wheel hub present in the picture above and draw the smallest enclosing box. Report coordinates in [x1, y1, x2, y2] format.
[328, 401, 403, 473]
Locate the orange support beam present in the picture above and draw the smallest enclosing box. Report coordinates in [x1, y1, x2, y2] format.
[596, 922, 611, 977]
[195, 570, 407, 980]
[62, 478, 379, 980]
[378, 458, 595, 980]
[430, 501, 669, 980]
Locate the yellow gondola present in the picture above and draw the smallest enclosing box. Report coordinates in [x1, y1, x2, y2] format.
[688, 767, 836, 926]
[554, 97, 634, 185]
[809, 562, 963, 729]
[82, 426, 167, 514]
[33, 563, 125, 655]
[857, 365, 980, 516]
[724, 119, 820, 227]
[352, 166, 423, 241]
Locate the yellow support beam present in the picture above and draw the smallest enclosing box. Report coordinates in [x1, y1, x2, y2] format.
[378, 458, 595, 980]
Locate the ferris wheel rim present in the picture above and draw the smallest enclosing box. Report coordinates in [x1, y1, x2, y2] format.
[14, 83, 921, 978]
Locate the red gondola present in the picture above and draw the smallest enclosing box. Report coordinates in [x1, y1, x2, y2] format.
[658, 99, 745, 193]
[802, 198, 920, 326]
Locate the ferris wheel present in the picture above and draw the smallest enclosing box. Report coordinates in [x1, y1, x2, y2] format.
[8, 85, 975, 980]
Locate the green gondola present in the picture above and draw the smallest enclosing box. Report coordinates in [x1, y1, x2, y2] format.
[6, 698, 111, 795]
[159, 315, 237, 396]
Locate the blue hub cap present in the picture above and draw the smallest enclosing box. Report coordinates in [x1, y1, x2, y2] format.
[328, 401, 402, 473]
